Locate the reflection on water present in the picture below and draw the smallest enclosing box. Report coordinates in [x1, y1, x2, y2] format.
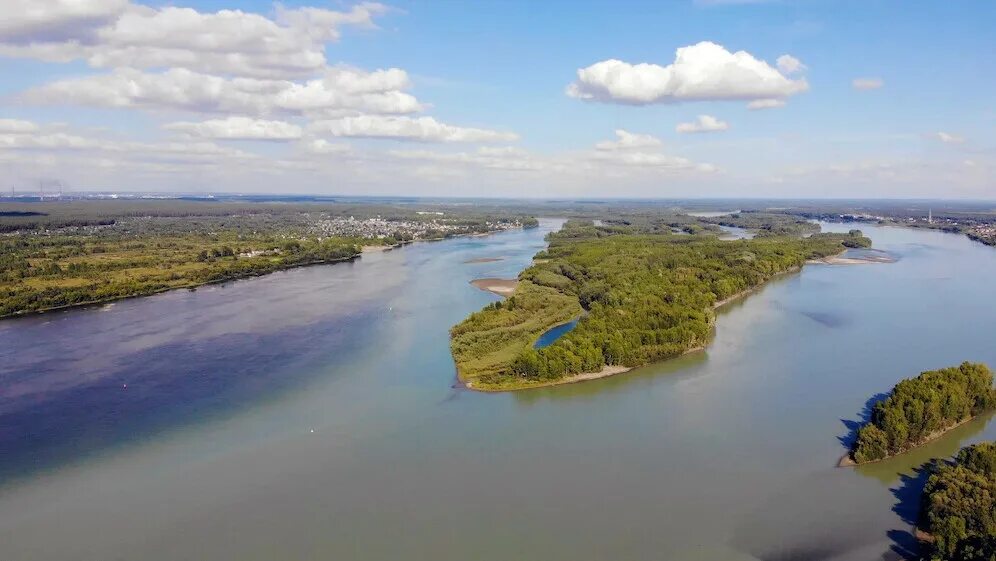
[854, 411, 996, 485]
[0, 219, 994, 561]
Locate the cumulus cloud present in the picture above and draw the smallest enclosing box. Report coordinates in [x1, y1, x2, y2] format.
[0, 0, 128, 44]
[0, 1, 388, 78]
[852, 77, 883, 90]
[566, 41, 808, 106]
[776, 54, 806, 74]
[936, 132, 965, 144]
[310, 115, 519, 143]
[676, 114, 729, 134]
[747, 98, 786, 110]
[164, 117, 303, 140]
[23, 67, 422, 116]
[594, 129, 663, 151]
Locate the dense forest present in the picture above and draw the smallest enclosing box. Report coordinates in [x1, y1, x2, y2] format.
[0, 200, 538, 318]
[920, 441, 996, 560]
[850, 363, 996, 463]
[0, 233, 364, 317]
[451, 219, 870, 390]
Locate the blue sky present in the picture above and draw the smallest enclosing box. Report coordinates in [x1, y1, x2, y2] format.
[1, 0, 993, 198]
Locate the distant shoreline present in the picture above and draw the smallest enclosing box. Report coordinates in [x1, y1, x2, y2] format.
[1, 227, 523, 322]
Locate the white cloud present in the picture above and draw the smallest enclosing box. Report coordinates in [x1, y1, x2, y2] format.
[303, 139, 351, 154]
[389, 146, 546, 172]
[594, 129, 663, 151]
[0, 127, 251, 162]
[310, 115, 519, 143]
[592, 150, 705, 170]
[0, 119, 41, 134]
[0, 0, 128, 44]
[23, 67, 422, 116]
[776, 54, 806, 75]
[746, 98, 786, 110]
[852, 77, 883, 90]
[676, 114, 729, 134]
[588, 130, 715, 172]
[936, 132, 965, 144]
[0, 2, 388, 79]
[566, 41, 808, 105]
[164, 117, 303, 140]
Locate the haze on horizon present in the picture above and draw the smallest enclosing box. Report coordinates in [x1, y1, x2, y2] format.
[0, 0, 993, 199]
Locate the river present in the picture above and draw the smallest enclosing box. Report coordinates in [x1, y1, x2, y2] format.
[1, 219, 994, 561]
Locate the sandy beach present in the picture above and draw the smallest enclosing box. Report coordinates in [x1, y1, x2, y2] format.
[470, 278, 517, 296]
[808, 249, 896, 265]
[361, 245, 393, 253]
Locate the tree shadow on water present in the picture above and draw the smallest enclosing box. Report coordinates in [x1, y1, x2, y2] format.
[838, 392, 889, 448]
[887, 462, 936, 560]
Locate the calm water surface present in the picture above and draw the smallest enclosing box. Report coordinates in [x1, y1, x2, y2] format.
[534, 318, 580, 349]
[1, 220, 995, 561]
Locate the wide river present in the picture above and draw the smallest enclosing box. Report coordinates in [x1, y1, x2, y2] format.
[1, 219, 995, 561]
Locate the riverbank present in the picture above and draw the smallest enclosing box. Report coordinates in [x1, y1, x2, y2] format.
[0, 253, 363, 321]
[1, 226, 529, 322]
[838, 415, 980, 467]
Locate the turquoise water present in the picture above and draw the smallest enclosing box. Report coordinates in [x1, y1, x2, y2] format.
[0, 219, 994, 561]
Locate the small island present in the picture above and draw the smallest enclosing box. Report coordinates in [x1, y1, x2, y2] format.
[918, 441, 996, 560]
[843, 362, 996, 465]
[451, 219, 871, 391]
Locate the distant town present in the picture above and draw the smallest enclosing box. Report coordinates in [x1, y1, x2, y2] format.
[306, 215, 530, 241]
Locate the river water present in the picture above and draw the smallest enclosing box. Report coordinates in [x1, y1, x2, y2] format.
[1, 219, 994, 561]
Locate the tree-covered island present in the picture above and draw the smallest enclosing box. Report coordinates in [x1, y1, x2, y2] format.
[919, 441, 996, 560]
[847, 362, 996, 465]
[451, 219, 871, 391]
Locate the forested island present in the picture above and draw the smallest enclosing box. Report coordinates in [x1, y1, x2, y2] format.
[846, 362, 996, 465]
[450, 219, 871, 391]
[919, 441, 996, 560]
[0, 200, 537, 318]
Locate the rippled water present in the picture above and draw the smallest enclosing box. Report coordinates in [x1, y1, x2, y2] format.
[1, 219, 994, 561]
